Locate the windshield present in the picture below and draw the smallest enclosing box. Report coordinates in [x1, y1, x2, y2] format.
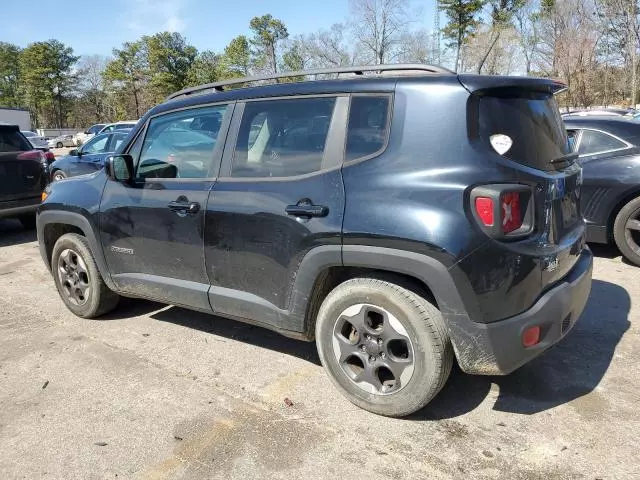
[477, 92, 571, 171]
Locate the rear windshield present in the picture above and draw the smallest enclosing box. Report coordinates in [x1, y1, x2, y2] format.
[477, 92, 571, 171]
[0, 129, 32, 152]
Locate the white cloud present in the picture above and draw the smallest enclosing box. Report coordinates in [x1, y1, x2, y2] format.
[122, 0, 187, 34]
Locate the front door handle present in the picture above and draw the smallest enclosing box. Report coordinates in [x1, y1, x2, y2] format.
[286, 199, 329, 218]
[168, 200, 200, 216]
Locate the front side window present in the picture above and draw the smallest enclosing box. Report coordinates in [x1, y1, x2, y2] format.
[232, 97, 336, 178]
[578, 129, 627, 156]
[346, 96, 390, 161]
[83, 135, 109, 154]
[136, 105, 227, 179]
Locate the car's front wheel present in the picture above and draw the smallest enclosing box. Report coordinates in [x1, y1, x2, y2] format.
[315, 277, 453, 417]
[51, 233, 120, 318]
[614, 196, 640, 266]
[56, 142, 63, 148]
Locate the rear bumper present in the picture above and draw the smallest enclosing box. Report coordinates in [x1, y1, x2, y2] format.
[0, 197, 40, 218]
[449, 247, 593, 375]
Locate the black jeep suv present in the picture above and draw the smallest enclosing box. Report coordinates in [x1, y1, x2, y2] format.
[1, 124, 49, 228]
[37, 64, 593, 417]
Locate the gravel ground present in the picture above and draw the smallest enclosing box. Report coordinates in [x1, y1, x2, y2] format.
[0, 219, 638, 479]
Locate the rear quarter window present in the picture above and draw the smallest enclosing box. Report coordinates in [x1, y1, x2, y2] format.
[476, 92, 571, 171]
[0, 130, 32, 152]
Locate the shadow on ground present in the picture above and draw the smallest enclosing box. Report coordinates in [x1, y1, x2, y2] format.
[0, 220, 36, 247]
[99, 279, 629, 419]
[415, 279, 630, 419]
[101, 297, 321, 365]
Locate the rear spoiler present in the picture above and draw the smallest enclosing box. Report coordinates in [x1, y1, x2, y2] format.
[458, 75, 569, 96]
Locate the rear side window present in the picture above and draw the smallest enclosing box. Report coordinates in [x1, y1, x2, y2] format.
[232, 97, 336, 178]
[477, 93, 570, 171]
[0, 130, 32, 152]
[578, 130, 627, 156]
[346, 96, 390, 161]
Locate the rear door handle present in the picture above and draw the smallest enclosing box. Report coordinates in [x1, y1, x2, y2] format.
[286, 201, 328, 218]
[168, 200, 200, 216]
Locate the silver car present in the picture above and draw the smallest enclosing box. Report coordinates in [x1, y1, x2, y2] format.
[48, 134, 76, 148]
[21, 131, 48, 149]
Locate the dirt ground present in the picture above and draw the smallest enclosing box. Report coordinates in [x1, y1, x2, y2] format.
[0, 218, 638, 479]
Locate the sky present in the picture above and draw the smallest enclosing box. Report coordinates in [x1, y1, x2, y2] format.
[1, 0, 436, 58]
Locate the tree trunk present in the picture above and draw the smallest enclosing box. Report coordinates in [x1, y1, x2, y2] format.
[455, 31, 462, 72]
[133, 85, 140, 118]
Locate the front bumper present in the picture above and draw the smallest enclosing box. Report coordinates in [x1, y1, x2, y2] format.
[449, 247, 593, 375]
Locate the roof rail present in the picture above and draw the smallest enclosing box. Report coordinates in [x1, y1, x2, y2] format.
[166, 63, 455, 101]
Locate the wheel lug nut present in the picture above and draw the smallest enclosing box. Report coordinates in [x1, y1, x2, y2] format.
[360, 345, 366, 351]
[365, 334, 371, 340]
[377, 338, 383, 346]
[381, 352, 386, 359]
[369, 355, 375, 362]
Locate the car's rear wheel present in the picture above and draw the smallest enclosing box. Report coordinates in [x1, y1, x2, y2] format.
[614, 196, 640, 266]
[51, 233, 120, 318]
[315, 277, 453, 417]
[56, 142, 63, 148]
[52, 170, 66, 182]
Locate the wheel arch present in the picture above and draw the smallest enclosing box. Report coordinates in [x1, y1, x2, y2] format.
[290, 245, 473, 340]
[37, 210, 115, 290]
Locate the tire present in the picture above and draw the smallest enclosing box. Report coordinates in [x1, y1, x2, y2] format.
[613, 196, 640, 266]
[51, 233, 120, 318]
[315, 277, 453, 417]
[18, 214, 36, 230]
[56, 142, 63, 148]
[52, 170, 66, 182]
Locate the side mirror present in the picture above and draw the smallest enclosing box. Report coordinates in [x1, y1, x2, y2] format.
[105, 154, 134, 183]
[69, 149, 80, 157]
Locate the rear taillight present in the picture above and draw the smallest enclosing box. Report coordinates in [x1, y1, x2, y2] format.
[474, 197, 494, 226]
[501, 192, 522, 234]
[45, 151, 55, 164]
[471, 184, 534, 239]
[17, 150, 45, 161]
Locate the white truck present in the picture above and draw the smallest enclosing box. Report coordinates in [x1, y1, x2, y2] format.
[0, 107, 31, 130]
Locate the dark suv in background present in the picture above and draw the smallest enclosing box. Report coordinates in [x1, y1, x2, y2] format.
[37, 64, 592, 417]
[1, 124, 49, 228]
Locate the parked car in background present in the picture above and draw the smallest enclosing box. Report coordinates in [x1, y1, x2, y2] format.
[0, 124, 49, 228]
[72, 123, 106, 146]
[37, 64, 592, 417]
[48, 134, 75, 148]
[563, 108, 636, 118]
[97, 121, 138, 134]
[564, 116, 640, 266]
[21, 131, 48, 149]
[49, 130, 131, 181]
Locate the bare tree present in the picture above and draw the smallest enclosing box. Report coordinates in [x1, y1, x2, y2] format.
[514, 0, 539, 75]
[349, 0, 412, 64]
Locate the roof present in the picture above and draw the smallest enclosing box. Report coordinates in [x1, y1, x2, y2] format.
[152, 70, 563, 120]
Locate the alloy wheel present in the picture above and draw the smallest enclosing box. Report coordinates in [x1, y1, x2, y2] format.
[624, 207, 640, 256]
[57, 248, 91, 306]
[332, 303, 415, 395]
